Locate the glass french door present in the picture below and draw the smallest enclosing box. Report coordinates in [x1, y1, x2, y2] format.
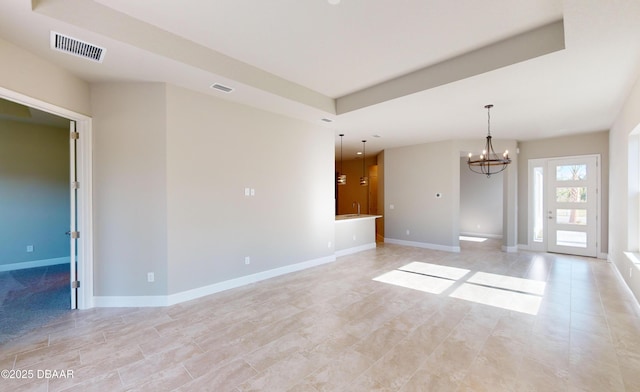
[546, 156, 598, 257]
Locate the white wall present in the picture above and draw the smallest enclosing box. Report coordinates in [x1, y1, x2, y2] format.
[609, 73, 640, 302]
[384, 140, 460, 251]
[459, 157, 503, 237]
[90, 83, 335, 299]
[165, 85, 335, 295]
[384, 138, 517, 252]
[91, 83, 169, 296]
[0, 37, 90, 115]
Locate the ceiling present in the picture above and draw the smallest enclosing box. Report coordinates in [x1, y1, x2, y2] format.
[1, 0, 640, 159]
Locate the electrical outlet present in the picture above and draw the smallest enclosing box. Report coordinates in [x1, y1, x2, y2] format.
[630, 267, 633, 278]
[328, 241, 332, 248]
[245, 256, 250, 265]
[147, 272, 154, 282]
[26, 245, 34, 253]
[406, 229, 410, 235]
[353, 235, 357, 241]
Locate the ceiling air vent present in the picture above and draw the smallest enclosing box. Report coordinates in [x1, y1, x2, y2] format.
[210, 83, 234, 93]
[51, 31, 106, 63]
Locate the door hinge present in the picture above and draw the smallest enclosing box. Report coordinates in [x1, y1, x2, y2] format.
[71, 131, 79, 140]
[71, 281, 80, 289]
[72, 181, 80, 189]
[70, 231, 80, 239]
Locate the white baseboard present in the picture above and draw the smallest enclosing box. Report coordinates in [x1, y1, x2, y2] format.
[502, 245, 518, 253]
[167, 255, 336, 306]
[335, 243, 376, 257]
[93, 295, 168, 307]
[92, 254, 336, 308]
[384, 238, 460, 253]
[0, 257, 69, 272]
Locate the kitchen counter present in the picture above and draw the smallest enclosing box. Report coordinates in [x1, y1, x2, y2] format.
[335, 214, 382, 221]
[335, 214, 382, 256]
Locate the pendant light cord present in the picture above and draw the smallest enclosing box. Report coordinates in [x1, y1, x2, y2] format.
[362, 140, 366, 177]
[486, 104, 492, 137]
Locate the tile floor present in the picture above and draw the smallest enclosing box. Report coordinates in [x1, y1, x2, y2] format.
[1, 240, 640, 391]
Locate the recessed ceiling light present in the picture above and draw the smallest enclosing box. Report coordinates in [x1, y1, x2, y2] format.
[372, 134, 381, 138]
[328, 0, 341, 4]
[321, 118, 333, 123]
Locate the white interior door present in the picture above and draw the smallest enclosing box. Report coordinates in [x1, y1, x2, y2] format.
[69, 121, 78, 309]
[546, 156, 598, 257]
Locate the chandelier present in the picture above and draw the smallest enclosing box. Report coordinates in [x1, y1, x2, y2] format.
[467, 104, 511, 177]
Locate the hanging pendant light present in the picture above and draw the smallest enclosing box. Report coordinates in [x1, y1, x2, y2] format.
[467, 104, 511, 177]
[337, 134, 347, 185]
[360, 140, 368, 186]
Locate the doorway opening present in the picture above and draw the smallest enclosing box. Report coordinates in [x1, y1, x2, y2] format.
[0, 88, 93, 317]
[459, 157, 503, 251]
[0, 102, 73, 341]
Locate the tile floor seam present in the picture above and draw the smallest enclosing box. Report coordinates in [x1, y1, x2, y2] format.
[115, 368, 126, 390]
[397, 307, 483, 392]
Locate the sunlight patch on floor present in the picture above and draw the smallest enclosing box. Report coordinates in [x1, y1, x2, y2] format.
[449, 283, 543, 315]
[373, 270, 454, 294]
[398, 262, 470, 280]
[374, 262, 546, 315]
[459, 236, 488, 242]
[467, 271, 546, 295]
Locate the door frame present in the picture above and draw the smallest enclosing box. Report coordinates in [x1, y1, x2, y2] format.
[1, 87, 94, 309]
[527, 154, 601, 257]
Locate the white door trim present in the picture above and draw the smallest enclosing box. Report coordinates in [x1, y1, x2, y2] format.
[0, 87, 94, 309]
[69, 121, 77, 309]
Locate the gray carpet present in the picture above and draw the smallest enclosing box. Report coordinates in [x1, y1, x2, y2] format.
[0, 263, 71, 344]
